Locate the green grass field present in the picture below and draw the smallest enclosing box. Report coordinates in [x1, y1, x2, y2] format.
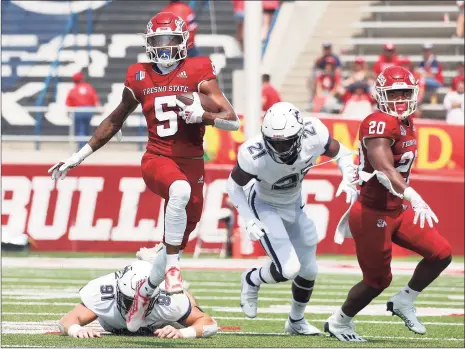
[1, 257, 464, 348]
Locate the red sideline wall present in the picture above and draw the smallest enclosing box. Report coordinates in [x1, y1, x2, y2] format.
[2, 164, 464, 256]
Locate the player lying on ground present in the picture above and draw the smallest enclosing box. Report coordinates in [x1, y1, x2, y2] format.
[226, 102, 357, 335]
[58, 258, 217, 339]
[48, 11, 239, 333]
[325, 65, 452, 342]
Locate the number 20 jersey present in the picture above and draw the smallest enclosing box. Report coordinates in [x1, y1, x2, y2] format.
[358, 111, 417, 211]
[237, 117, 331, 205]
[124, 57, 216, 157]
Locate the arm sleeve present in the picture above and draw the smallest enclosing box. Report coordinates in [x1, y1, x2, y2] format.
[124, 65, 141, 102]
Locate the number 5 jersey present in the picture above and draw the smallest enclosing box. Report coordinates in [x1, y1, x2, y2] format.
[124, 57, 217, 157]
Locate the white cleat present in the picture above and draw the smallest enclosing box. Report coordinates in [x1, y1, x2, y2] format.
[126, 279, 152, 332]
[324, 313, 366, 342]
[240, 269, 259, 318]
[387, 292, 426, 335]
[285, 317, 322, 335]
[164, 266, 184, 295]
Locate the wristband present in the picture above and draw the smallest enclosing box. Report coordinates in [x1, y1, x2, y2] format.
[179, 327, 196, 339]
[67, 324, 83, 337]
[76, 144, 94, 161]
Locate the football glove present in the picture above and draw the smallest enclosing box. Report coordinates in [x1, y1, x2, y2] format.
[403, 187, 438, 229]
[245, 219, 268, 241]
[175, 92, 205, 124]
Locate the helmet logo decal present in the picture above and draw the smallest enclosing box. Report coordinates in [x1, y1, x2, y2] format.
[377, 73, 386, 86]
[291, 109, 303, 124]
[175, 18, 185, 32]
[409, 73, 415, 84]
[146, 20, 153, 34]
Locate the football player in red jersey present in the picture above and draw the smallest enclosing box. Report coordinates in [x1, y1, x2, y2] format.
[48, 12, 239, 332]
[325, 66, 452, 342]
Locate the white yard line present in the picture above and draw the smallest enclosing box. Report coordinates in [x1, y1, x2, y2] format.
[3, 257, 463, 276]
[217, 331, 465, 341]
[3, 313, 463, 327]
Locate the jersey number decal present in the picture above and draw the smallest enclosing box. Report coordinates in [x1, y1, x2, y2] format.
[395, 150, 417, 184]
[272, 174, 299, 190]
[302, 122, 316, 138]
[368, 121, 386, 135]
[156, 295, 172, 306]
[100, 285, 115, 301]
[247, 142, 267, 160]
[154, 95, 180, 137]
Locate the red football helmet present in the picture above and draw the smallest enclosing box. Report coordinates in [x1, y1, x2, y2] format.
[375, 65, 419, 119]
[143, 12, 189, 66]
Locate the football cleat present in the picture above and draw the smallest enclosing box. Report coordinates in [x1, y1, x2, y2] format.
[164, 266, 184, 295]
[285, 317, 322, 335]
[240, 269, 259, 318]
[324, 313, 366, 342]
[126, 279, 152, 332]
[387, 292, 426, 334]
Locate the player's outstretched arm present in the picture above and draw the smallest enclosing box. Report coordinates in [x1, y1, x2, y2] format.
[88, 87, 139, 151]
[366, 137, 438, 228]
[199, 79, 240, 131]
[58, 303, 101, 338]
[226, 165, 268, 241]
[48, 88, 138, 180]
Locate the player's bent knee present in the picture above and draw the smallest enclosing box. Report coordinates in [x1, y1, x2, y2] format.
[299, 262, 318, 281]
[281, 260, 301, 280]
[168, 180, 191, 206]
[364, 271, 392, 290]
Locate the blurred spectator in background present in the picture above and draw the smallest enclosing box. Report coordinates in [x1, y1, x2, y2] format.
[343, 57, 369, 86]
[261, 1, 280, 42]
[457, 1, 464, 38]
[451, 62, 464, 91]
[262, 74, 281, 112]
[312, 56, 342, 113]
[341, 81, 374, 119]
[309, 42, 341, 104]
[443, 80, 464, 124]
[66, 72, 100, 150]
[163, 0, 200, 57]
[372, 43, 399, 76]
[418, 43, 443, 88]
[233, 0, 245, 51]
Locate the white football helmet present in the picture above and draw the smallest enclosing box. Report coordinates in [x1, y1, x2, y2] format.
[261, 102, 304, 164]
[116, 260, 159, 319]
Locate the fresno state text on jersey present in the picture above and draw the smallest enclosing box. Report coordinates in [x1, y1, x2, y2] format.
[358, 111, 417, 210]
[125, 56, 216, 157]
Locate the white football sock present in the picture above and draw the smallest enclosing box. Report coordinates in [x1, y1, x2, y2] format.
[335, 307, 353, 325]
[166, 253, 180, 270]
[143, 246, 167, 297]
[401, 285, 420, 302]
[289, 299, 306, 321]
[249, 260, 278, 287]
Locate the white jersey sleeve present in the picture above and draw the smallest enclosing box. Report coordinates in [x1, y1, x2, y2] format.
[237, 136, 265, 177]
[155, 283, 192, 324]
[304, 117, 331, 156]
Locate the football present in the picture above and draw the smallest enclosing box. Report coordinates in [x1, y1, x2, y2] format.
[176, 92, 221, 113]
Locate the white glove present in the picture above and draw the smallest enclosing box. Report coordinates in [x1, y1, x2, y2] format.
[154, 325, 184, 339]
[67, 324, 101, 338]
[48, 153, 83, 180]
[403, 187, 439, 229]
[48, 144, 93, 180]
[175, 92, 205, 124]
[245, 219, 268, 241]
[336, 179, 358, 205]
[336, 165, 358, 205]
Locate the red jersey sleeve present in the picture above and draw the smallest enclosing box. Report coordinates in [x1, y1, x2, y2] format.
[124, 64, 143, 102]
[190, 57, 217, 91]
[360, 112, 400, 148]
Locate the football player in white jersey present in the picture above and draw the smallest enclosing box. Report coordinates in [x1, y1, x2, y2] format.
[226, 102, 357, 335]
[58, 259, 217, 339]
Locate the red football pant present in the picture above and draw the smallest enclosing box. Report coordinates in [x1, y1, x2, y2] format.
[141, 152, 205, 249]
[349, 201, 452, 290]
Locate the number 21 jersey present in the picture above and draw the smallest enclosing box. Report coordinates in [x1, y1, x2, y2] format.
[124, 57, 216, 157]
[358, 111, 417, 210]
